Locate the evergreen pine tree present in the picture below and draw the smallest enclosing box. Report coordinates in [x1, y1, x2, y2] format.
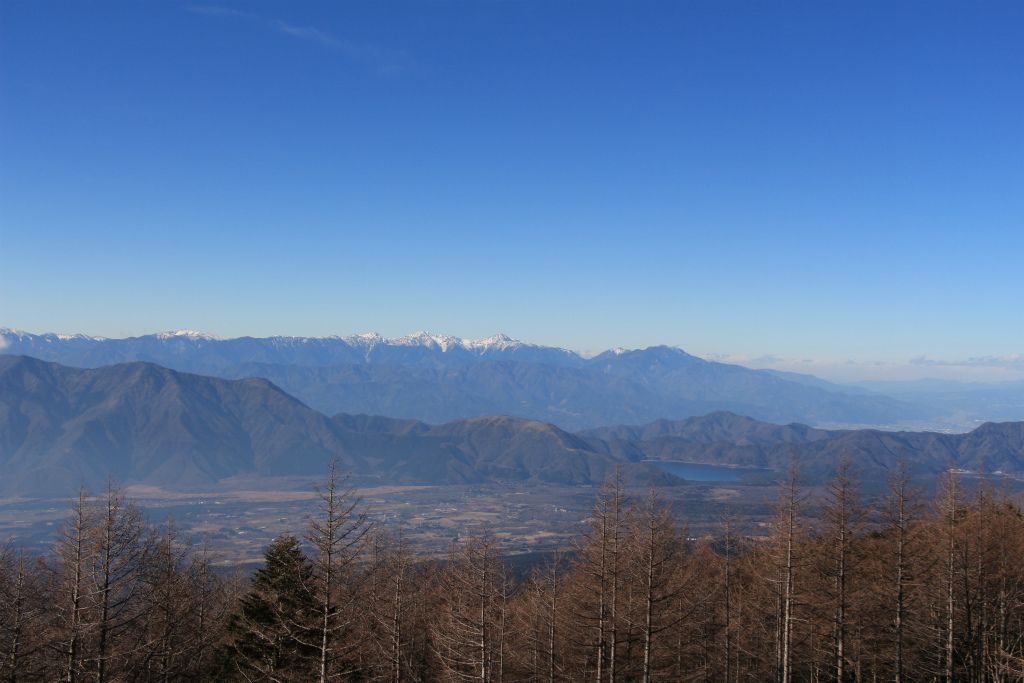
[219, 535, 317, 682]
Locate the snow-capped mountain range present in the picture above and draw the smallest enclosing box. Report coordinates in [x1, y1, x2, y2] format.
[154, 329, 223, 341]
[0, 325, 930, 432]
[0, 327, 590, 371]
[1, 328, 565, 351]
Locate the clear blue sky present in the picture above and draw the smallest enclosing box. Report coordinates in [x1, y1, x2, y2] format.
[1, 1, 1021, 378]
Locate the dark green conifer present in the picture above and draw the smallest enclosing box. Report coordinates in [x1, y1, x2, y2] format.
[216, 534, 318, 682]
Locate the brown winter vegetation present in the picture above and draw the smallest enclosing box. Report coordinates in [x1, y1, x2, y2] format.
[2, 459, 1024, 683]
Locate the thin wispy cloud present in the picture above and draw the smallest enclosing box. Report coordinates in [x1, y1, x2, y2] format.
[189, 6, 414, 74]
[909, 354, 1024, 368]
[271, 19, 341, 49]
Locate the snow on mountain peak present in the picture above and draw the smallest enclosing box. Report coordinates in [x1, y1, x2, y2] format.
[333, 331, 543, 354]
[390, 331, 464, 351]
[155, 330, 223, 341]
[463, 333, 529, 350]
[480, 333, 514, 344]
[0, 328, 106, 343]
[0, 327, 586, 361]
[57, 333, 107, 341]
[343, 333, 384, 348]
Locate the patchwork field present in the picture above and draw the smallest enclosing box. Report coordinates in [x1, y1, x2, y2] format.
[0, 477, 778, 564]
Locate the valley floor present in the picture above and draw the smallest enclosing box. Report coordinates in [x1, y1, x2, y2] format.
[0, 478, 777, 563]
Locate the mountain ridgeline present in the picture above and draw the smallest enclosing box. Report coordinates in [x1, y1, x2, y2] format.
[0, 328, 922, 430]
[2, 355, 1021, 497]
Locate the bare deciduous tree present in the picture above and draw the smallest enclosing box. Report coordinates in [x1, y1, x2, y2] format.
[623, 485, 683, 683]
[876, 455, 927, 683]
[48, 485, 98, 683]
[770, 453, 809, 683]
[815, 452, 868, 683]
[0, 542, 47, 683]
[88, 479, 152, 683]
[570, 468, 632, 683]
[432, 527, 512, 683]
[303, 459, 371, 683]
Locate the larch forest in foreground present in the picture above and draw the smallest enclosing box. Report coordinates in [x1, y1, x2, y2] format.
[2, 456, 1023, 683]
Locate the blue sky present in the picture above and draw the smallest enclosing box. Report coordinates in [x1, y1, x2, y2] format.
[1, 1, 1021, 381]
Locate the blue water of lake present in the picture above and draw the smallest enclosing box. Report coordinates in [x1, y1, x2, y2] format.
[646, 461, 773, 482]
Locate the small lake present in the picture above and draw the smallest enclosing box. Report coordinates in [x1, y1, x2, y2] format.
[646, 461, 774, 482]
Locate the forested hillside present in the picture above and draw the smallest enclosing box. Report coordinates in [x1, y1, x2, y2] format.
[3, 462, 1023, 682]
[4, 355, 1022, 497]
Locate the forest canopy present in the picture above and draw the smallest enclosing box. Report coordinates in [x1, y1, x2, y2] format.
[2, 460, 1023, 683]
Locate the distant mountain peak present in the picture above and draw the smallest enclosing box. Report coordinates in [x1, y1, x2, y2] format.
[390, 331, 464, 350]
[57, 333, 106, 341]
[155, 329, 223, 341]
[591, 344, 704, 365]
[343, 332, 385, 347]
[1, 327, 104, 342]
[463, 333, 534, 350]
[0, 328, 112, 351]
[355, 331, 562, 355]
